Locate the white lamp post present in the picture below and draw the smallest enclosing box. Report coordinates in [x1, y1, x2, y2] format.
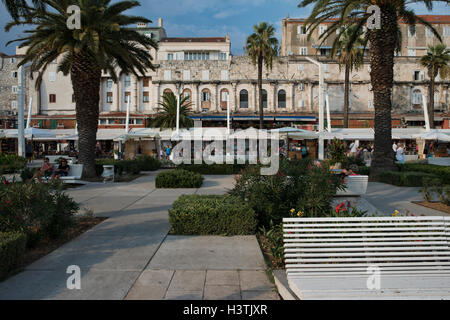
[26, 97, 33, 129]
[305, 57, 325, 159]
[421, 94, 430, 132]
[325, 93, 331, 132]
[226, 91, 230, 135]
[125, 97, 130, 133]
[17, 65, 26, 157]
[176, 84, 182, 135]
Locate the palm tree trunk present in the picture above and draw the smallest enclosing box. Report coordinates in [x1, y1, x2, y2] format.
[428, 66, 435, 129]
[258, 56, 264, 130]
[70, 53, 101, 178]
[343, 62, 350, 128]
[368, 6, 398, 178]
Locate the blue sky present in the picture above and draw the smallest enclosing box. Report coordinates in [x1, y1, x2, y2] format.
[0, 0, 449, 56]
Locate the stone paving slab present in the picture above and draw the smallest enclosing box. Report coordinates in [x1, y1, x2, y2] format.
[125, 270, 175, 300]
[0, 173, 280, 300]
[147, 236, 266, 270]
[126, 269, 279, 300]
[362, 182, 448, 216]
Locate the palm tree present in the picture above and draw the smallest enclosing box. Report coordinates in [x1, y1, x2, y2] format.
[332, 25, 364, 128]
[299, 0, 445, 176]
[151, 92, 193, 130]
[245, 22, 278, 130]
[6, 0, 158, 177]
[420, 44, 450, 129]
[1, 0, 44, 20]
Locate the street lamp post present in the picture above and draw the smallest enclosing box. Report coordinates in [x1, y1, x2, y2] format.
[17, 63, 31, 157]
[305, 57, 325, 160]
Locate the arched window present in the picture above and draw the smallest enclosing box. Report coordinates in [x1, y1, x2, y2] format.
[278, 89, 286, 108]
[182, 89, 192, 102]
[412, 89, 422, 105]
[163, 88, 173, 97]
[240, 89, 248, 108]
[201, 88, 211, 110]
[220, 89, 229, 110]
[262, 89, 268, 108]
[201, 88, 211, 102]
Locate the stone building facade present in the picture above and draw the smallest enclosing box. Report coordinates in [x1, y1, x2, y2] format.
[1, 15, 449, 130]
[280, 15, 450, 57]
[0, 53, 28, 128]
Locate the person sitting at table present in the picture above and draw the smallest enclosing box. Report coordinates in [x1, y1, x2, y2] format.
[52, 159, 70, 180]
[32, 157, 54, 182]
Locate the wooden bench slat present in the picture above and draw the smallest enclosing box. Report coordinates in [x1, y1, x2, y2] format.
[284, 222, 446, 228]
[283, 217, 447, 222]
[284, 241, 449, 247]
[285, 246, 449, 253]
[284, 231, 446, 238]
[284, 237, 448, 243]
[286, 251, 450, 258]
[286, 256, 450, 263]
[284, 227, 445, 233]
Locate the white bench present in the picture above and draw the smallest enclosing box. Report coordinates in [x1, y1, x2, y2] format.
[336, 175, 369, 196]
[45, 156, 77, 164]
[283, 216, 450, 300]
[59, 164, 83, 183]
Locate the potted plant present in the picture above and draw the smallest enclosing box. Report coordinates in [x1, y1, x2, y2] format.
[329, 138, 346, 169]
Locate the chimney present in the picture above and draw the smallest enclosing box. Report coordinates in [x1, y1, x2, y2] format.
[158, 18, 163, 28]
[225, 34, 230, 42]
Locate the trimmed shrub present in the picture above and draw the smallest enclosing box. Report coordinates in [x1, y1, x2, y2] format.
[399, 164, 450, 182]
[95, 157, 161, 176]
[169, 195, 257, 235]
[377, 171, 441, 187]
[178, 163, 247, 175]
[0, 232, 27, 278]
[136, 155, 161, 171]
[357, 166, 371, 176]
[155, 169, 203, 188]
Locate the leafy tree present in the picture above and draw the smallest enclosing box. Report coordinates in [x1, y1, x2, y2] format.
[420, 44, 450, 129]
[245, 22, 279, 129]
[6, 0, 158, 177]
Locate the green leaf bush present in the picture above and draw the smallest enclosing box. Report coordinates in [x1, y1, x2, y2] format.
[0, 180, 79, 247]
[0, 232, 27, 279]
[0, 154, 27, 174]
[155, 169, 203, 188]
[229, 158, 345, 228]
[169, 195, 257, 235]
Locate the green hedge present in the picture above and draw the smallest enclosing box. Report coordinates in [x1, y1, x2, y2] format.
[0, 232, 27, 279]
[169, 195, 257, 235]
[357, 166, 371, 176]
[377, 171, 441, 187]
[96, 156, 160, 176]
[155, 169, 203, 188]
[178, 163, 247, 175]
[399, 164, 450, 182]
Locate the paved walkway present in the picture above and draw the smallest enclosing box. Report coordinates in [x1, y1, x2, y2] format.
[0, 172, 279, 300]
[362, 182, 447, 216]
